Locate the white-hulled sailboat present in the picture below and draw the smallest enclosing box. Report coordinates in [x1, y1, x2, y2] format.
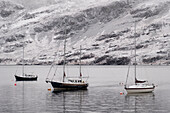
[46, 38, 88, 91]
[124, 22, 155, 94]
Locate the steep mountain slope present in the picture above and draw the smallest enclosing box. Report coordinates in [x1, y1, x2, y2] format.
[0, 0, 170, 65]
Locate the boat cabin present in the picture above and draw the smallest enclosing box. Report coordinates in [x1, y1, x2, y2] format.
[68, 78, 83, 83]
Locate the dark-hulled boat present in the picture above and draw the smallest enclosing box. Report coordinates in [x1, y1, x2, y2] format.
[47, 78, 88, 91]
[46, 37, 89, 91]
[14, 40, 38, 81]
[15, 74, 38, 81]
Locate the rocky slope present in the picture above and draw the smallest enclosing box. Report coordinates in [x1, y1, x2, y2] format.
[0, 0, 170, 65]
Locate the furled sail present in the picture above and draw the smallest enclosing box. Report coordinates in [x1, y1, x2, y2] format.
[135, 78, 146, 84]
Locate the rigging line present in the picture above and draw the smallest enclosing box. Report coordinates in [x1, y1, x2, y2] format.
[15, 67, 18, 75]
[84, 65, 89, 81]
[46, 42, 61, 81]
[45, 56, 56, 80]
[46, 64, 54, 81]
[125, 62, 131, 86]
[86, 66, 90, 79]
[125, 26, 134, 86]
[85, 75, 89, 82]
[52, 55, 61, 81]
[125, 46, 133, 86]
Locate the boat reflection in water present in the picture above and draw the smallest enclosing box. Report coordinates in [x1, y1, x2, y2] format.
[48, 89, 88, 112]
[124, 93, 155, 113]
[52, 89, 88, 94]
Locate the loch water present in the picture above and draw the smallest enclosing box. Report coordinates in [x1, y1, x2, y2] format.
[0, 65, 170, 113]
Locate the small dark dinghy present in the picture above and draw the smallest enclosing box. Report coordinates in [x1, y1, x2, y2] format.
[15, 74, 38, 81]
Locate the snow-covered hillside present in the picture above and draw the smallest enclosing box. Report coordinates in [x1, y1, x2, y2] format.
[0, 0, 170, 65]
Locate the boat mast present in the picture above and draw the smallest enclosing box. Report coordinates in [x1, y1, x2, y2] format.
[79, 45, 82, 80]
[63, 35, 66, 82]
[22, 41, 25, 76]
[134, 21, 137, 83]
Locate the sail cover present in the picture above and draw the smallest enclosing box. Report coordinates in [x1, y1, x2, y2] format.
[135, 78, 146, 83]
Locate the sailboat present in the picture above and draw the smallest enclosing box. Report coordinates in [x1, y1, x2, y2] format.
[14, 41, 38, 81]
[124, 22, 155, 94]
[46, 38, 89, 91]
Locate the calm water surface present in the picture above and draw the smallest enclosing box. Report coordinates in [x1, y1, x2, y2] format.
[0, 66, 170, 113]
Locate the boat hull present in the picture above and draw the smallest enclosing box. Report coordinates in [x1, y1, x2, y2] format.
[15, 75, 38, 81]
[125, 87, 155, 94]
[51, 81, 88, 91]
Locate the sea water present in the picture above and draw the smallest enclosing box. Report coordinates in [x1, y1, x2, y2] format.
[0, 65, 170, 113]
